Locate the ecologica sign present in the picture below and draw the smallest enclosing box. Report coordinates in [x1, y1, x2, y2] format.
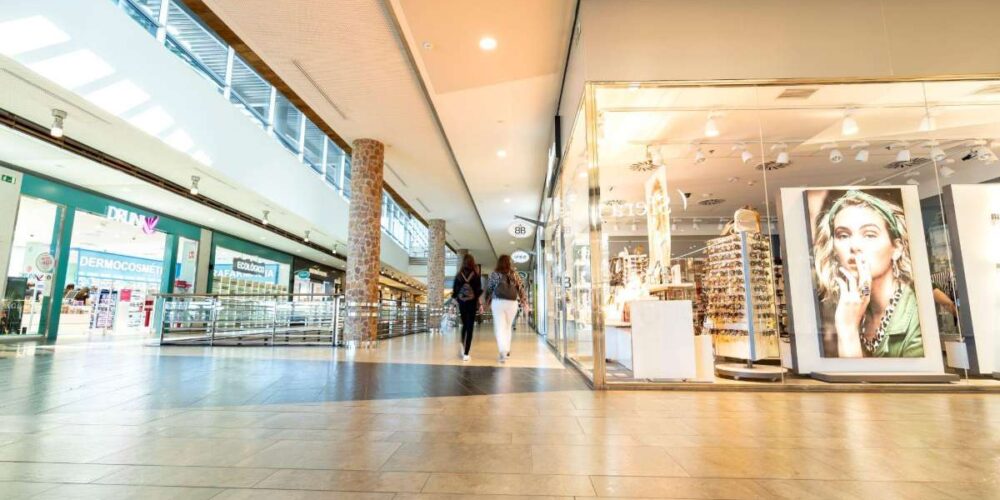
[232, 257, 266, 277]
[106, 205, 160, 235]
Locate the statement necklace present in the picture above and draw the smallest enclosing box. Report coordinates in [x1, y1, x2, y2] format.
[862, 285, 903, 354]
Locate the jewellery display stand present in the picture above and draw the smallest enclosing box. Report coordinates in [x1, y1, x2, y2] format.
[705, 229, 785, 381]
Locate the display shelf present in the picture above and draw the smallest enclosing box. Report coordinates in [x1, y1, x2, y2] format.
[703, 232, 780, 361]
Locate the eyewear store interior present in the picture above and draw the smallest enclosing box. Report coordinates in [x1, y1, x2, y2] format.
[541, 79, 1000, 388]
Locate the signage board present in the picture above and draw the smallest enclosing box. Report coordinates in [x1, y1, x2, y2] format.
[214, 263, 280, 284]
[511, 250, 530, 263]
[232, 257, 266, 276]
[508, 221, 533, 239]
[106, 205, 160, 235]
[35, 252, 55, 273]
[76, 249, 164, 284]
[296, 270, 311, 280]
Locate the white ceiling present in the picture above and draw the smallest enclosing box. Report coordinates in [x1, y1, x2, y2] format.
[201, 0, 575, 270]
[201, 0, 503, 265]
[387, 0, 575, 269]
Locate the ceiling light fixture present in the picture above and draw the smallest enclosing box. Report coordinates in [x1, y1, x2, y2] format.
[717, 220, 724, 230]
[821, 143, 843, 163]
[851, 142, 870, 162]
[692, 219, 701, 230]
[694, 148, 706, 164]
[631, 221, 638, 231]
[939, 165, 956, 178]
[771, 143, 789, 165]
[50, 109, 66, 138]
[304, 230, 310, 243]
[496, 149, 507, 158]
[841, 108, 859, 136]
[671, 222, 677, 232]
[479, 36, 497, 51]
[896, 147, 912, 163]
[261, 210, 270, 226]
[925, 141, 946, 162]
[704, 112, 721, 137]
[919, 111, 937, 132]
[733, 143, 752, 164]
[503, 197, 511, 203]
[651, 147, 664, 166]
[189, 175, 200, 195]
[906, 178, 920, 185]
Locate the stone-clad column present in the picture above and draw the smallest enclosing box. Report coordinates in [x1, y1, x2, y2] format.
[344, 139, 384, 344]
[427, 219, 446, 330]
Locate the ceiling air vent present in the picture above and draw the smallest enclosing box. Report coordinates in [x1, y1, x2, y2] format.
[777, 88, 819, 99]
[884, 157, 929, 170]
[698, 198, 726, 206]
[754, 160, 791, 171]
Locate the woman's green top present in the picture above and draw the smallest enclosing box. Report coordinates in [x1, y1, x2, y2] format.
[868, 286, 924, 358]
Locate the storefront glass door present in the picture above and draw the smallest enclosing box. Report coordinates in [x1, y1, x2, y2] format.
[3, 196, 61, 336]
[58, 209, 167, 337]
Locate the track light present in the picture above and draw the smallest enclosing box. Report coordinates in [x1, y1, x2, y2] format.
[694, 148, 706, 164]
[841, 109, 859, 136]
[822, 143, 843, 163]
[896, 148, 911, 163]
[304, 230, 310, 243]
[939, 165, 956, 178]
[851, 142, 870, 162]
[671, 222, 677, 232]
[631, 221, 638, 231]
[651, 147, 663, 166]
[261, 210, 270, 225]
[704, 113, 720, 137]
[771, 143, 789, 165]
[929, 145, 946, 162]
[734, 144, 752, 164]
[906, 178, 920, 185]
[50, 109, 66, 138]
[717, 220, 724, 230]
[692, 220, 700, 230]
[189, 175, 200, 195]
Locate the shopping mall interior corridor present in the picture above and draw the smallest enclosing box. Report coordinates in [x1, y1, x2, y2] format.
[0, 328, 995, 499]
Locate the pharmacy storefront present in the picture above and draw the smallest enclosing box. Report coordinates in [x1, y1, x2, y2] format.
[1, 170, 201, 340]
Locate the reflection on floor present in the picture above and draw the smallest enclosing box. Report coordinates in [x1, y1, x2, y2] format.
[0, 326, 998, 499]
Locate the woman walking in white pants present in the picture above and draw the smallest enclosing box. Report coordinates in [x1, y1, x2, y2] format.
[484, 255, 530, 364]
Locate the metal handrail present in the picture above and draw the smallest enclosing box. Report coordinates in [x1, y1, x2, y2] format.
[154, 293, 429, 346]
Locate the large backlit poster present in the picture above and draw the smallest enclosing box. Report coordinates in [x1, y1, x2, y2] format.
[644, 166, 671, 275]
[803, 188, 926, 358]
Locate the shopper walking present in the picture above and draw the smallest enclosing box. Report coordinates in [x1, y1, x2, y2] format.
[452, 253, 483, 362]
[484, 255, 529, 364]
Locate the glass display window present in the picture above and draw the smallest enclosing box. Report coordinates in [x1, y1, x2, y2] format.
[544, 78, 1000, 387]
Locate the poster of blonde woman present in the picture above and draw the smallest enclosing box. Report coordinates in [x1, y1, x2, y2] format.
[804, 188, 925, 358]
[644, 166, 671, 275]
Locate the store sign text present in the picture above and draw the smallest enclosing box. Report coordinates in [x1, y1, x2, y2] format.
[106, 206, 160, 235]
[76, 249, 164, 283]
[232, 257, 266, 276]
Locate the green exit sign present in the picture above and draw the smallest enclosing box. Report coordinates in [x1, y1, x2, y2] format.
[0, 175, 14, 184]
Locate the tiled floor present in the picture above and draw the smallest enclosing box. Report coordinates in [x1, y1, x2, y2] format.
[0, 325, 998, 499]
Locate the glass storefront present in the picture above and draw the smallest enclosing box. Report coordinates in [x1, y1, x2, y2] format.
[541, 78, 1000, 387]
[210, 240, 291, 295]
[2, 174, 202, 340]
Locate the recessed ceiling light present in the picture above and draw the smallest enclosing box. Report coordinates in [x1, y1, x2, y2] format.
[496, 149, 507, 158]
[421, 41, 433, 50]
[50, 109, 66, 138]
[842, 108, 859, 136]
[504, 198, 511, 203]
[479, 37, 497, 51]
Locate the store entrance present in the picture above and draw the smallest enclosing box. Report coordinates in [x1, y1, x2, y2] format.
[58, 209, 167, 338]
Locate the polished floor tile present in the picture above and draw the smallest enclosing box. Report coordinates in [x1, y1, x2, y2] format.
[0, 325, 998, 499]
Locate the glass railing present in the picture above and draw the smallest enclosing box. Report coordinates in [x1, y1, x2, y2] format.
[110, 0, 433, 257]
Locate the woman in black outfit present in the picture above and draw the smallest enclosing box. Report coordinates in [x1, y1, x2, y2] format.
[452, 253, 483, 361]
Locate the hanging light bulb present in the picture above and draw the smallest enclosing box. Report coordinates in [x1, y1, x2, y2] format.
[304, 230, 311, 243]
[50, 109, 67, 138]
[704, 113, 720, 137]
[261, 210, 270, 225]
[189, 175, 200, 195]
[841, 108, 859, 136]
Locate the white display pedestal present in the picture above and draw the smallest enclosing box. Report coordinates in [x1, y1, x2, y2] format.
[605, 325, 633, 371]
[693, 334, 715, 382]
[630, 300, 695, 380]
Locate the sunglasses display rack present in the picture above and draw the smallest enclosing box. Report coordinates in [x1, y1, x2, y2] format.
[703, 232, 780, 361]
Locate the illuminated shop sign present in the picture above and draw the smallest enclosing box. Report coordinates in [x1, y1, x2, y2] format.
[232, 257, 266, 276]
[106, 205, 160, 235]
[76, 249, 163, 284]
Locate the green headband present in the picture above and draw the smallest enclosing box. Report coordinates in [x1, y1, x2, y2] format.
[822, 190, 903, 238]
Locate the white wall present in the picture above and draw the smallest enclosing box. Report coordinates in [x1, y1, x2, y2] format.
[0, 0, 410, 272]
[577, 0, 1000, 83]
